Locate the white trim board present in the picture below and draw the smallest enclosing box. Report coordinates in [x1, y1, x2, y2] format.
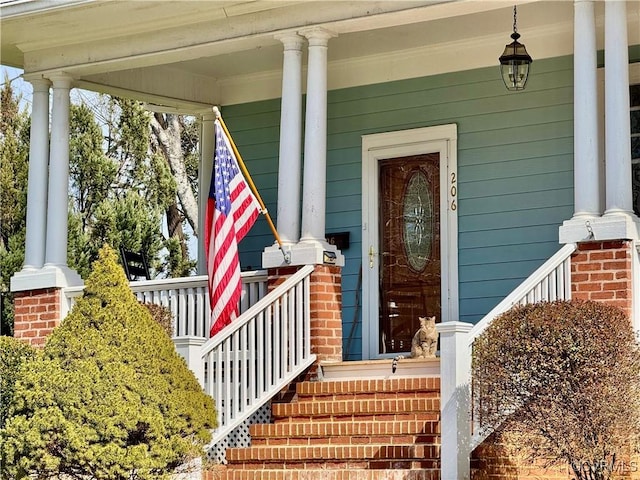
[361, 124, 458, 360]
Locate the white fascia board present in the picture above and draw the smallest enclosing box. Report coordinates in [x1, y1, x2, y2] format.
[0, 0, 94, 18]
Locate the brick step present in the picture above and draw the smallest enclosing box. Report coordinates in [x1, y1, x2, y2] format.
[296, 378, 440, 399]
[251, 433, 439, 446]
[226, 444, 440, 463]
[275, 412, 440, 424]
[272, 398, 439, 419]
[220, 468, 440, 480]
[224, 459, 440, 470]
[251, 419, 440, 439]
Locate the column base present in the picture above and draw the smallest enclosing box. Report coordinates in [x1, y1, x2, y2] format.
[559, 214, 640, 244]
[11, 265, 83, 292]
[262, 241, 345, 268]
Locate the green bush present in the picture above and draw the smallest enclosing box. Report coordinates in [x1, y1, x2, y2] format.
[473, 300, 640, 480]
[0, 245, 217, 480]
[0, 336, 35, 430]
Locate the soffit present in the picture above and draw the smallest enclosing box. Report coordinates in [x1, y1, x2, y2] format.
[1, 0, 545, 74]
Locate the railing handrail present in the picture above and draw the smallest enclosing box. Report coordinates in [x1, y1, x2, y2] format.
[468, 243, 576, 343]
[201, 264, 315, 355]
[63, 270, 268, 296]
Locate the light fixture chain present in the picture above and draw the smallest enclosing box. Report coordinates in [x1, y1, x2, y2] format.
[513, 5, 518, 34]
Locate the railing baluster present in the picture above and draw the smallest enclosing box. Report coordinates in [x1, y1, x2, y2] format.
[281, 293, 289, 377]
[169, 289, 178, 337]
[248, 316, 256, 402]
[232, 330, 239, 418]
[288, 287, 295, 372]
[240, 324, 247, 411]
[274, 298, 281, 382]
[305, 276, 311, 358]
[196, 287, 205, 338]
[549, 272, 557, 301]
[257, 311, 265, 396]
[177, 288, 185, 337]
[296, 282, 303, 366]
[186, 288, 194, 336]
[224, 336, 232, 422]
[265, 305, 273, 392]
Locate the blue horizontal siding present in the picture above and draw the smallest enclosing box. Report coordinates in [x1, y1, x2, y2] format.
[223, 53, 580, 360]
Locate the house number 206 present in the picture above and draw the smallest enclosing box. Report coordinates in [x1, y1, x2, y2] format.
[450, 172, 457, 211]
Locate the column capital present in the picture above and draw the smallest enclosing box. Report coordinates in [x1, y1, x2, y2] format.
[274, 32, 305, 50]
[47, 72, 74, 89]
[299, 27, 336, 45]
[200, 111, 217, 121]
[22, 75, 51, 91]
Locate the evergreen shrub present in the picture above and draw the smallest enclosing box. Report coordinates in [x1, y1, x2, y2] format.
[0, 245, 217, 479]
[0, 336, 35, 430]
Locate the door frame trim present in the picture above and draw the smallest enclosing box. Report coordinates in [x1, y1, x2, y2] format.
[361, 124, 458, 359]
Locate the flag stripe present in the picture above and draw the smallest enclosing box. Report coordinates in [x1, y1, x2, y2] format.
[205, 119, 261, 337]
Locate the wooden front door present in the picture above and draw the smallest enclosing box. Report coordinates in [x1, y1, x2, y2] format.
[378, 154, 441, 354]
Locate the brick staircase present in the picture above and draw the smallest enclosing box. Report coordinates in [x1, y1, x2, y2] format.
[221, 376, 441, 480]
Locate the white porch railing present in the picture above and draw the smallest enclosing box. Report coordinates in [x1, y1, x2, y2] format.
[437, 243, 577, 480]
[203, 264, 316, 445]
[65, 270, 268, 338]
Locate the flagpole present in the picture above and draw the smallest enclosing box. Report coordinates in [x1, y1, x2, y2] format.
[212, 107, 291, 264]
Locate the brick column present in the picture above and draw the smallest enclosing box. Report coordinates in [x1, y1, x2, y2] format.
[570, 240, 632, 317]
[308, 265, 342, 363]
[268, 264, 343, 379]
[13, 288, 62, 347]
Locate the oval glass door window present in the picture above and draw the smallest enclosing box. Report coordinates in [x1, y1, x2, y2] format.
[402, 169, 433, 272]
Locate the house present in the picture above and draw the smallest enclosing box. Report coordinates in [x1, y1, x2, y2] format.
[2, 1, 639, 478]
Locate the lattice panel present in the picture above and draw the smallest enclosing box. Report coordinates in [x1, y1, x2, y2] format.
[206, 403, 272, 464]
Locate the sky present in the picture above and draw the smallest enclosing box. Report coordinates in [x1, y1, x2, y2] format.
[2, 65, 31, 111]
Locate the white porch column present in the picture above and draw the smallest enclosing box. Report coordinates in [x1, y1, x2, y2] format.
[279, 27, 342, 267]
[197, 112, 216, 275]
[560, 0, 637, 243]
[573, 0, 601, 218]
[436, 321, 473, 480]
[275, 33, 304, 245]
[45, 74, 73, 268]
[604, 0, 633, 216]
[39, 73, 81, 287]
[300, 28, 334, 245]
[263, 33, 306, 268]
[22, 77, 50, 270]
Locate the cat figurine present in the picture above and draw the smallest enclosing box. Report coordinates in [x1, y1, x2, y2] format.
[410, 316, 438, 358]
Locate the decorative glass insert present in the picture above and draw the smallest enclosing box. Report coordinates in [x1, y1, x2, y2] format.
[402, 170, 433, 272]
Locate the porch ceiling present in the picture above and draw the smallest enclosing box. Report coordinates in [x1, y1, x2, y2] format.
[2, 0, 636, 108]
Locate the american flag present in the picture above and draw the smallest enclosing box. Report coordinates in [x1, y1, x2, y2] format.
[205, 120, 261, 337]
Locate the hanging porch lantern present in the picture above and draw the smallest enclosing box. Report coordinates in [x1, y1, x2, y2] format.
[499, 5, 533, 91]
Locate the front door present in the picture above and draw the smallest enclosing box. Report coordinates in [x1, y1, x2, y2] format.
[361, 125, 458, 359]
[379, 154, 441, 354]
